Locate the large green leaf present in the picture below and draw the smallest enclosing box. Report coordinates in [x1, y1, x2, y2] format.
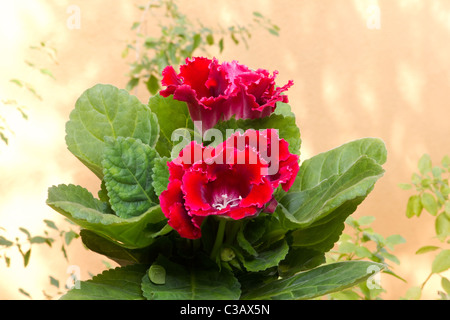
[292, 138, 386, 192]
[80, 229, 172, 266]
[148, 94, 193, 157]
[279, 155, 385, 229]
[46, 184, 170, 249]
[66, 84, 159, 178]
[60, 264, 147, 300]
[141, 255, 241, 300]
[274, 138, 386, 269]
[103, 137, 159, 218]
[214, 105, 301, 155]
[241, 261, 385, 300]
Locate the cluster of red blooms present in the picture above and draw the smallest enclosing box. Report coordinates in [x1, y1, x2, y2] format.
[159, 57, 299, 239]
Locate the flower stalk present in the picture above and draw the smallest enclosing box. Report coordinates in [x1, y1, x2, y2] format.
[210, 219, 227, 260]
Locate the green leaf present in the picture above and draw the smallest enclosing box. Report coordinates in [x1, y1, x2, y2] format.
[206, 33, 214, 45]
[279, 155, 385, 230]
[358, 215, 376, 226]
[43, 219, 59, 231]
[291, 138, 387, 192]
[146, 74, 160, 95]
[385, 234, 406, 248]
[239, 239, 289, 272]
[436, 212, 450, 241]
[30, 236, 50, 245]
[80, 229, 172, 266]
[418, 154, 432, 175]
[432, 249, 450, 274]
[148, 94, 193, 158]
[18, 288, 32, 299]
[278, 248, 325, 277]
[441, 277, 450, 294]
[406, 195, 422, 218]
[103, 137, 159, 218]
[22, 249, 31, 267]
[442, 155, 450, 169]
[46, 184, 168, 249]
[10, 79, 23, 87]
[214, 109, 301, 155]
[415, 245, 440, 255]
[64, 230, 79, 245]
[421, 193, 438, 216]
[40, 68, 55, 80]
[151, 156, 170, 196]
[241, 261, 385, 300]
[141, 255, 241, 300]
[148, 264, 166, 285]
[405, 286, 422, 300]
[60, 264, 147, 300]
[19, 227, 31, 239]
[65, 84, 159, 178]
[398, 183, 412, 190]
[277, 138, 386, 255]
[49, 276, 60, 288]
[0, 236, 13, 247]
[253, 11, 264, 18]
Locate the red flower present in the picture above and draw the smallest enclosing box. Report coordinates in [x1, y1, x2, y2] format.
[159, 129, 299, 239]
[160, 57, 294, 132]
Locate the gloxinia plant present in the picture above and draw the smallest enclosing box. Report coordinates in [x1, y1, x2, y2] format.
[47, 57, 387, 300]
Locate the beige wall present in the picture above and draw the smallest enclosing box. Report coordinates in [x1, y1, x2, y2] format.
[0, 0, 449, 299]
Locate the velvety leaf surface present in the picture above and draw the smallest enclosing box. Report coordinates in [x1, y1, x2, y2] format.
[292, 138, 386, 192]
[66, 84, 159, 178]
[141, 255, 241, 300]
[80, 229, 171, 266]
[60, 264, 148, 300]
[148, 94, 193, 157]
[103, 137, 159, 218]
[279, 155, 385, 229]
[214, 104, 300, 155]
[242, 261, 385, 300]
[239, 239, 289, 272]
[151, 156, 170, 197]
[46, 184, 169, 248]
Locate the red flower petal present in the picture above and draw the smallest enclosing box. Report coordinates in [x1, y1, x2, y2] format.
[159, 57, 294, 131]
[159, 179, 183, 216]
[182, 171, 211, 211]
[240, 178, 274, 208]
[166, 202, 203, 240]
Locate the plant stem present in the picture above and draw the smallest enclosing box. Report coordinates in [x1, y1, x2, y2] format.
[225, 221, 242, 245]
[421, 272, 433, 290]
[210, 219, 227, 260]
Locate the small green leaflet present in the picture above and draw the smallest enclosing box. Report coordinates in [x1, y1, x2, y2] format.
[151, 156, 170, 196]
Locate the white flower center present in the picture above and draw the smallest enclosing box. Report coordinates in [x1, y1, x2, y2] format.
[212, 194, 242, 210]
